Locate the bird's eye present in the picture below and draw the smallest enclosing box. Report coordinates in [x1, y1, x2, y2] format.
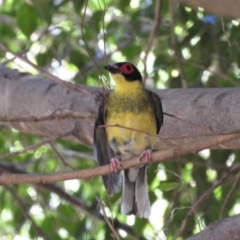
[121, 63, 134, 74]
[126, 65, 131, 71]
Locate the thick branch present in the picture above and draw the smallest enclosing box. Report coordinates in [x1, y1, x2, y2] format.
[178, 0, 240, 19]
[0, 65, 240, 150]
[0, 65, 96, 145]
[186, 214, 240, 240]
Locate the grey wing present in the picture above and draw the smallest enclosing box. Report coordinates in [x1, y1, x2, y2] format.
[147, 90, 163, 133]
[93, 92, 122, 196]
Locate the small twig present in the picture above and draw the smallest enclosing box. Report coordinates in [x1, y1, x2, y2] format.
[97, 0, 111, 94]
[101, 123, 240, 141]
[0, 161, 141, 238]
[169, 0, 187, 88]
[97, 198, 120, 240]
[5, 186, 51, 240]
[57, 149, 94, 161]
[100, 124, 164, 138]
[142, 0, 162, 82]
[221, 17, 231, 46]
[0, 111, 96, 123]
[0, 131, 71, 159]
[79, 0, 103, 77]
[49, 143, 75, 170]
[74, 19, 153, 79]
[74, 35, 136, 79]
[220, 171, 240, 219]
[0, 42, 94, 97]
[101, 114, 240, 141]
[162, 157, 230, 171]
[174, 163, 240, 239]
[185, 60, 239, 87]
[158, 165, 202, 234]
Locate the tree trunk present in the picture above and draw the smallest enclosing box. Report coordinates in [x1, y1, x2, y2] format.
[0, 65, 239, 150]
[186, 214, 240, 240]
[179, 0, 240, 19]
[1, 65, 240, 239]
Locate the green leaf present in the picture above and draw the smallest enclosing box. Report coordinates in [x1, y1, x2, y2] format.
[31, 0, 52, 25]
[36, 51, 53, 67]
[158, 182, 179, 191]
[69, 50, 85, 68]
[117, 0, 131, 11]
[73, 0, 86, 14]
[17, 3, 38, 38]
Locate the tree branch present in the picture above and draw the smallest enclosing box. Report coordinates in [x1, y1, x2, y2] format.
[142, 0, 162, 82]
[169, 0, 188, 88]
[1, 65, 240, 149]
[5, 186, 51, 240]
[0, 42, 94, 97]
[175, 162, 240, 239]
[0, 161, 146, 239]
[1, 131, 240, 185]
[186, 214, 240, 240]
[178, 0, 240, 19]
[0, 131, 70, 159]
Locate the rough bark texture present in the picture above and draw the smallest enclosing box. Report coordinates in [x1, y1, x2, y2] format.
[179, 0, 240, 19]
[186, 214, 240, 240]
[1, 66, 240, 238]
[157, 87, 240, 150]
[0, 65, 240, 149]
[0, 65, 96, 145]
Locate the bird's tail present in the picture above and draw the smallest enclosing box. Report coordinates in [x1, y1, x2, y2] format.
[102, 173, 122, 197]
[121, 165, 151, 218]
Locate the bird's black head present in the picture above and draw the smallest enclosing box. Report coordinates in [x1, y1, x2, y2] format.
[104, 62, 142, 82]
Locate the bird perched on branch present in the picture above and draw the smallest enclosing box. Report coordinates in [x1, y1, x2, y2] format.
[94, 62, 163, 218]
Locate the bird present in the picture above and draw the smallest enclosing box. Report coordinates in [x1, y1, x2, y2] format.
[94, 62, 163, 218]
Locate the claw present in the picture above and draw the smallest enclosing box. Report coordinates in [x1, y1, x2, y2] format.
[140, 149, 152, 163]
[110, 156, 121, 173]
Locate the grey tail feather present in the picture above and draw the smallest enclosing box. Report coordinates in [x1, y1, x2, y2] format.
[121, 166, 151, 218]
[135, 165, 151, 218]
[121, 170, 135, 215]
[102, 173, 122, 196]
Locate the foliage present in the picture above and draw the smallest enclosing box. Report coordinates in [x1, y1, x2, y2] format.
[0, 0, 240, 239]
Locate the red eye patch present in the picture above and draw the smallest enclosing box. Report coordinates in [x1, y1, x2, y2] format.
[119, 63, 134, 74]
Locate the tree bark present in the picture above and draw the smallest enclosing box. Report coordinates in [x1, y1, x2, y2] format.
[186, 214, 240, 240]
[1, 66, 240, 239]
[179, 0, 240, 19]
[0, 65, 240, 150]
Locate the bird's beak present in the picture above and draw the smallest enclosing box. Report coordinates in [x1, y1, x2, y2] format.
[104, 64, 121, 74]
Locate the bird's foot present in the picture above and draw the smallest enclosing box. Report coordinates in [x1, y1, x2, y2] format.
[140, 149, 152, 163]
[110, 155, 121, 173]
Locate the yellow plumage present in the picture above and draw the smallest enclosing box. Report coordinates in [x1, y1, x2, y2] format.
[106, 73, 157, 157]
[94, 62, 163, 218]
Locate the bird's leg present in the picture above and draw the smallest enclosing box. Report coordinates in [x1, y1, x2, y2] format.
[110, 155, 121, 173]
[140, 149, 152, 163]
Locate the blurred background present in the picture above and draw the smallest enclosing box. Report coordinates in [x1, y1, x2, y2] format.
[0, 0, 240, 239]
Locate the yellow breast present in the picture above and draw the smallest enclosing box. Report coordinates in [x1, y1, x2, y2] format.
[106, 79, 157, 157]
